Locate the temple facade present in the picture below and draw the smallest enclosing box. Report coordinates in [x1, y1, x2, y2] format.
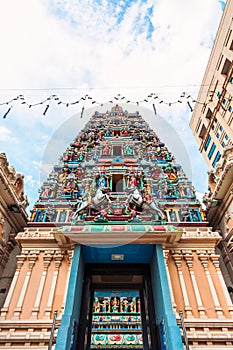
[0, 105, 233, 349]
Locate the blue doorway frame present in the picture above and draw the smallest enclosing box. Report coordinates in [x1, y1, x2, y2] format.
[55, 244, 183, 350]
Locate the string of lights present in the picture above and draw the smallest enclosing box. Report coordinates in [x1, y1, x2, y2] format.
[0, 91, 209, 118]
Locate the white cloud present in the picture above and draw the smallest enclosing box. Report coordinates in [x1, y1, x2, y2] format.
[196, 191, 207, 210]
[0, 0, 223, 93]
[24, 175, 37, 188]
[0, 126, 18, 143]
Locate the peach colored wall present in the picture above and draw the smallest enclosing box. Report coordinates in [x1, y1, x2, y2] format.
[193, 253, 217, 318]
[167, 255, 185, 313]
[20, 253, 43, 319]
[182, 260, 199, 318]
[208, 260, 231, 318]
[4, 250, 70, 320]
[52, 256, 69, 317]
[6, 259, 28, 319]
[38, 257, 56, 319]
[167, 251, 231, 319]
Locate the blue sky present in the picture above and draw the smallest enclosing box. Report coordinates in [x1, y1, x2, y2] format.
[0, 0, 225, 213]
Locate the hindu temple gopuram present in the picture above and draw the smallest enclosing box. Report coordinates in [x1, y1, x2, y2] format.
[0, 105, 233, 350]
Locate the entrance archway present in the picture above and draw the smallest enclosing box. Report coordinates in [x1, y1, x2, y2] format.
[75, 264, 160, 350]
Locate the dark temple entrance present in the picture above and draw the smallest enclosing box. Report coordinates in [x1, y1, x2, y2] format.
[75, 264, 161, 350]
[112, 174, 124, 192]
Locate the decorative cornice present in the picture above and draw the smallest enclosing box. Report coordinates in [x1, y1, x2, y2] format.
[15, 225, 222, 250]
[54, 224, 183, 246]
[0, 319, 60, 328]
[181, 228, 220, 238]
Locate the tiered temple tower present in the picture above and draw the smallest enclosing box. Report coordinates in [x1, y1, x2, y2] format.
[0, 105, 233, 350]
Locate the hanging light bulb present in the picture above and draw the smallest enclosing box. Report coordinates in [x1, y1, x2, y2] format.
[81, 106, 85, 118]
[2, 106, 12, 119]
[153, 104, 157, 115]
[187, 102, 193, 112]
[43, 105, 50, 116]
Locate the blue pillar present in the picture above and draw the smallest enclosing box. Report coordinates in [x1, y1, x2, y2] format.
[151, 245, 183, 350]
[55, 245, 84, 350]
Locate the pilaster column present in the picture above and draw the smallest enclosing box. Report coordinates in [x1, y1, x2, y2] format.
[0, 252, 27, 319]
[210, 252, 233, 317]
[60, 250, 73, 315]
[13, 251, 38, 319]
[164, 250, 177, 315]
[55, 245, 85, 350]
[31, 251, 52, 319]
[198, 251, 224, 319]
[183, 250, 206, 318]
[44, 250, 63, 318]
[173, 251, 193, 318]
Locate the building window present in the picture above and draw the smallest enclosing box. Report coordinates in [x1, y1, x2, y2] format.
[206, 108, 212, 119]
[204, 135, 211, 151]
[223, 98, 227, 104]
[222, 142, 225, 147]
[217, 91, 221, 98]
[229, 106, 233, 112]
[219, 125, 223, 131]
[199, 124, 207, 139]
[230, 39, 233, 51]
[217, 133, 220, 138]
[225, 29, 232, 47]
[195, 119, 201, 133]
[225, 134, 229, 140]
[208, 142, 216, 159]
[221, 58, 232, 75]
[212, 151, 221, 167]
[230, 77, 233, 83]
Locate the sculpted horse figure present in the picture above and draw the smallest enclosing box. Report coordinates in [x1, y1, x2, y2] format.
[72, 187, 111, 220]
[126, 187, 165, 220]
